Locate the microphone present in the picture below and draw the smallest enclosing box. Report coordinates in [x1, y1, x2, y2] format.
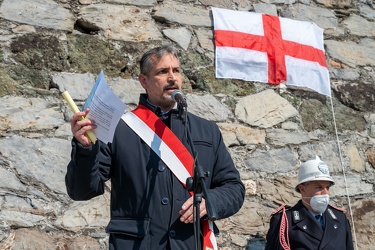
[171, 90, 187, 108]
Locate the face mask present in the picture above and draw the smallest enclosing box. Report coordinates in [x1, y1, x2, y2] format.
[303, 194, 329, 213]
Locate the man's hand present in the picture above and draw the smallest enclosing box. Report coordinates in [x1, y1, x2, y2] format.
[179, 196, 207, 223]
[70, 108, 96, 147]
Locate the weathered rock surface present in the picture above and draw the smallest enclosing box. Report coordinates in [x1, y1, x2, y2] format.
[0, 0, 374, 249]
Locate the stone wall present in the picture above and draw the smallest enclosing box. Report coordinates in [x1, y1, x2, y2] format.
[0, 0, 374, 249]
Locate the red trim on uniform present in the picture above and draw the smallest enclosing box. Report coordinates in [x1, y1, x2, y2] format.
[329, 204, 345, 212]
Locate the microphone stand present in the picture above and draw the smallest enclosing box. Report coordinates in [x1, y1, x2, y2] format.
[179, 103, 217, 250]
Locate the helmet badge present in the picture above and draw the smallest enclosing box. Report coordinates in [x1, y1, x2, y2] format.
[318, 162, 329, 175]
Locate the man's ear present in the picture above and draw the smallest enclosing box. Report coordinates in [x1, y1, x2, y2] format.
[138, 74, 148, 90]
[298, 184, 305, 194]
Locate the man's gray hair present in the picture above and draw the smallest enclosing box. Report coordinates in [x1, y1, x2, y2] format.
[139, 45, 180, 76]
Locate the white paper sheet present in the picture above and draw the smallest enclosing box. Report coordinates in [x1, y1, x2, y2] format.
[83, 70, 127, 144]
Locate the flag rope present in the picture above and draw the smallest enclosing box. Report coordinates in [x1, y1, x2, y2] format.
[329, 97, 358, 250]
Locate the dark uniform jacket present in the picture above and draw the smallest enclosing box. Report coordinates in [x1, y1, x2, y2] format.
[65, 94, 245, 250]
[265, 200, 354, 250]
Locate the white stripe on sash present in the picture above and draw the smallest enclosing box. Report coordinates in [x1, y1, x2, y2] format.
[122, 112, 190, 185]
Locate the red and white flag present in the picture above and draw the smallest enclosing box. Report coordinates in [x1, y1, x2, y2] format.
[212, 7, 331, 97]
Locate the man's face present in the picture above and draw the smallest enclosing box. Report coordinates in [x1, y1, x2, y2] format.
[138, 53, 182, 111]
[299, 180, 331, 209]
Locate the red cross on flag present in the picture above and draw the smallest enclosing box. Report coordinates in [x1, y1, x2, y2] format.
[212, 7, 331, 97]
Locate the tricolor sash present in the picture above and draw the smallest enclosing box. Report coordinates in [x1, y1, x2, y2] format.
[121, 104, 217, 250]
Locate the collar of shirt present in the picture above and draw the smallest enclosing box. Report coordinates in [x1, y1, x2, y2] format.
[146, 99, 178, 120]
[309, 210, 323, 217]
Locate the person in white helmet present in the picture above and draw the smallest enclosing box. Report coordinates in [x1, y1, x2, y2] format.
[264, 156, 354, 250]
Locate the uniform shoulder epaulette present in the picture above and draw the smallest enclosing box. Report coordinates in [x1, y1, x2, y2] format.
[328, 203, 345, 212]
[271, 204, 291, 215]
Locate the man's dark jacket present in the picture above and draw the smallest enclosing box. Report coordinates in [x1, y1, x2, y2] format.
[265, 200, 354, 250]
[66, 94, 245, 250]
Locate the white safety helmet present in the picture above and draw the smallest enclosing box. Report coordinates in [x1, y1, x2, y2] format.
[295, 155, 335, 193]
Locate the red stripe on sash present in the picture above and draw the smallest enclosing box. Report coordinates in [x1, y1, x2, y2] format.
[132, 104, 194, 180]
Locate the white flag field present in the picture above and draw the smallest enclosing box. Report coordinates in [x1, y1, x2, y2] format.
[212, 7, 331, 97]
